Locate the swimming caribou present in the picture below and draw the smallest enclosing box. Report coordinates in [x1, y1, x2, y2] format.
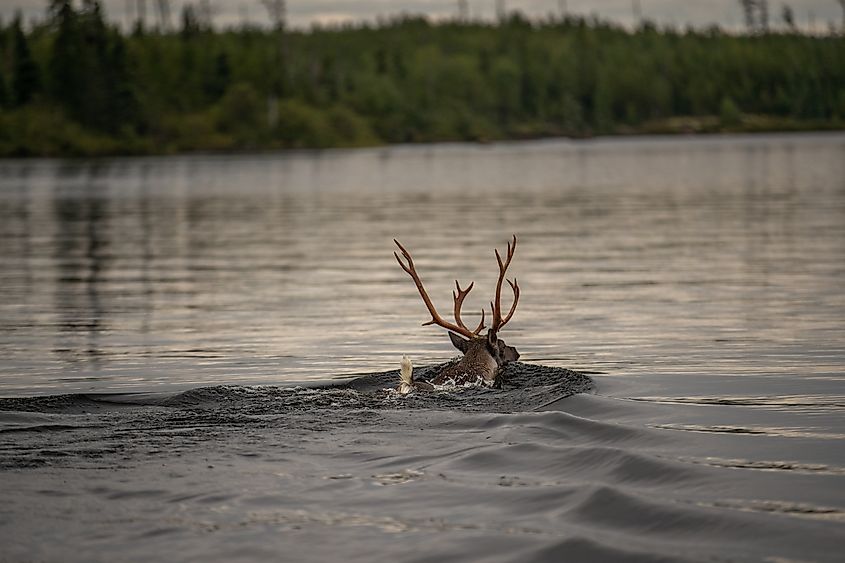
[394, 235, 521, 392]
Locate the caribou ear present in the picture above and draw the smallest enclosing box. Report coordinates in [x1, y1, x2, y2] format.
[449, 331, 470, 353]
[487, 330, 498, 347]
[486, 331, 500, 356]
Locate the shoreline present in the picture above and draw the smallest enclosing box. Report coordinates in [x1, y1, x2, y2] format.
[2, 122, 843, 161]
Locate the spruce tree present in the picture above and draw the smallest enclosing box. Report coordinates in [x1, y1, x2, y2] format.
[11, 13, 40, 107]
[0, 67, 8, 108]
[48, 0, 83, 115]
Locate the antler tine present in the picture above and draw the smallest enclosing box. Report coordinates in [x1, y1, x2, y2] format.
[394, 240, 476, 340]
[453, 280, 474, 332]
[393, 239, 419, 275]
[473, 308, 486, 335]
[501, 278, 520, 326]
[491, 235, 519, 333]
[453, 280, 487, 335]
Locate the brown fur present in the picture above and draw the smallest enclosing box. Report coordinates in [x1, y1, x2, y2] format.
[428, 331, 520, 387]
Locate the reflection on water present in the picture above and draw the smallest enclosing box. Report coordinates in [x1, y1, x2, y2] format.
[0, 133, 843, 395]
[3, 134, 845, 563]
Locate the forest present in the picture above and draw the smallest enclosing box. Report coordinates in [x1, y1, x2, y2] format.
[0, 0, 843, 157]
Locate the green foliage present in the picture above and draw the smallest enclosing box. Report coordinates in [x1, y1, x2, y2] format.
[46, 0, 140, 133]
[0, 104, 120, 156]
[720, 97, 743, 127]
[11, 13, 41, 106]
[324, 105, 379, 147]
[154, 110, 230, 152]
[0, 67, 8, 108]
[270, 99, 376, 148]
[2, 3, 844, 157]
[216, 82, 265, 146]
[272, 99, 333, 147]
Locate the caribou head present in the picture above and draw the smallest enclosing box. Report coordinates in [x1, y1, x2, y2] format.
[394, 235, 521, 387]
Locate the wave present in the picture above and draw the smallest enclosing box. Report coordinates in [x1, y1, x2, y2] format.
[674, 455, 845, 475]
[629, 394, 845, 411]
[650, 422, 845, 439]
[2, 364, 843, 562]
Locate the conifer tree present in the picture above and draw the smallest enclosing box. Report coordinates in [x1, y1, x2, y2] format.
[48, 0, 82, 112]
[0, 67, 8, 108]
[11, 13, 40, 106]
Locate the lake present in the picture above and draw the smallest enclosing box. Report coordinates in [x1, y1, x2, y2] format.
[1, 133, 844, 561]
[2, 133, 843, 396]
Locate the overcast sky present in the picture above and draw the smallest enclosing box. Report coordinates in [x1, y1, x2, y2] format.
[4, 0, 843, 32]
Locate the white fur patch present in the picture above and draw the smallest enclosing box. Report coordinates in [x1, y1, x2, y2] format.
[398, 355, 413, 394]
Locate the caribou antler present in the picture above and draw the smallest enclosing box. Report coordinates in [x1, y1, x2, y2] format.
[453, 281, 486, 335]
[490, 235, 520, 334]
[394, 240, 482, 340]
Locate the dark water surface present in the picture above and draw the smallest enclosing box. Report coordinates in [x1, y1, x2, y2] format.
[1, 133, 844, 561]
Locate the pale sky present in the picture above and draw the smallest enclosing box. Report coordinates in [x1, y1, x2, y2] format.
[3, 0, 843, 32]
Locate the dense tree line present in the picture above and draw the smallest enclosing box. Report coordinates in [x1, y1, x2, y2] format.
[0, 1, 843, 156]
